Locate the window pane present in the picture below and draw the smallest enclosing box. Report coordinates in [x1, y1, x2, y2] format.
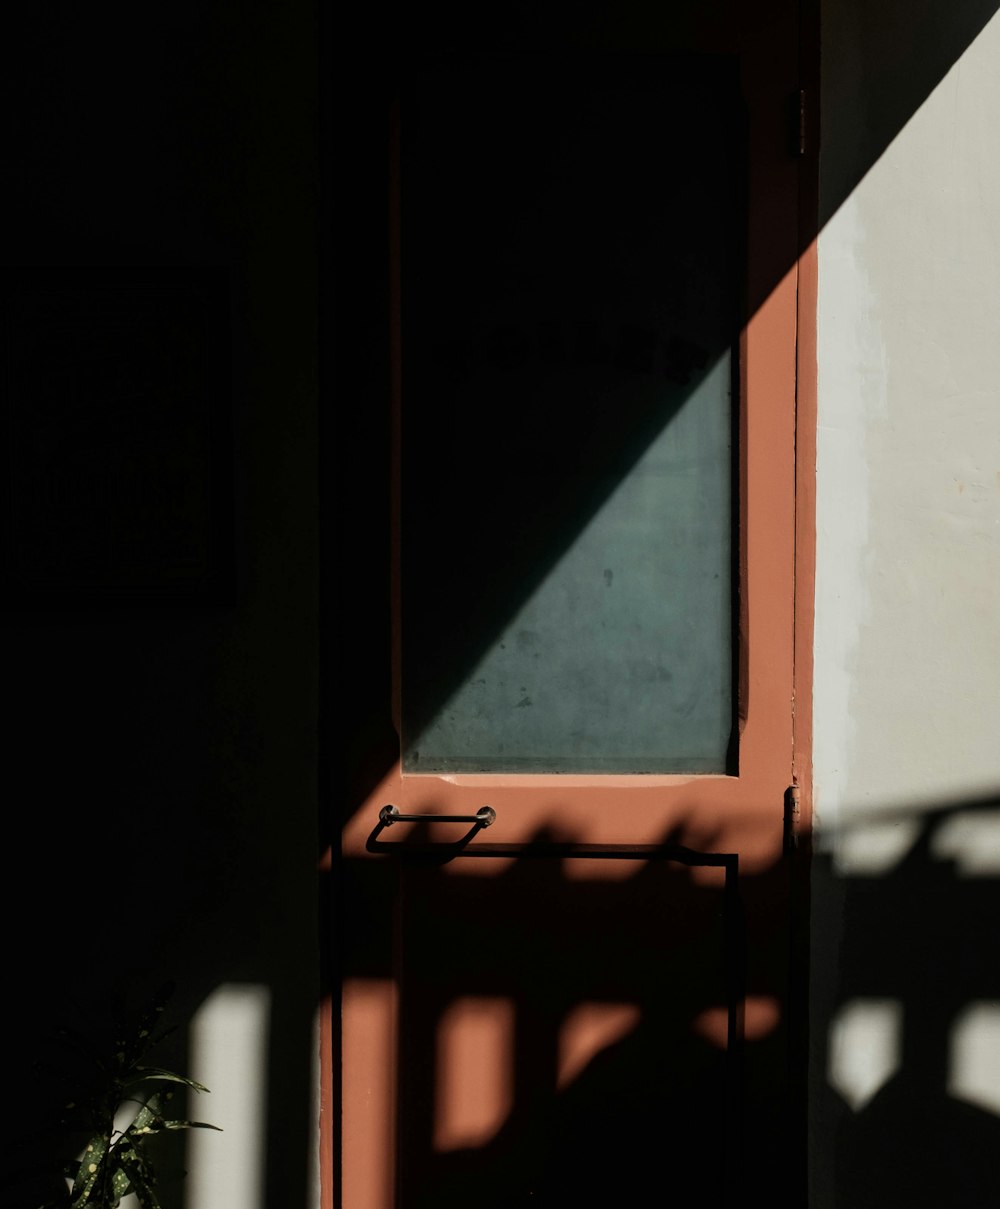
[400, 53, 741, 773]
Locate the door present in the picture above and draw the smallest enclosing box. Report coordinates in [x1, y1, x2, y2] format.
[331, 3, 812, 1206]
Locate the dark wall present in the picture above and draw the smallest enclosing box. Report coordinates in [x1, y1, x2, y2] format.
[2, 5, 320, 1206]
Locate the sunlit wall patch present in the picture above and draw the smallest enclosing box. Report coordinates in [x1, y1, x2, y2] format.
[930, 810, 1000, 877]
[828, 998, 902, 1111]
[832, 817, 920, 876]
[949, 1001, 1000, 1116]
[187, 983, 271, 1209]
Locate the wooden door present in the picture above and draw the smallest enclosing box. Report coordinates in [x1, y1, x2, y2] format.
[331, 3, 812, 1206]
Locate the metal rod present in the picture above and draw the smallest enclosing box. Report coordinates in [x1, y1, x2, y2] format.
[378, 804, 496, 828]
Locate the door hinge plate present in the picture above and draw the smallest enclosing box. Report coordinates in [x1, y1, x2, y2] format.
[784, 783, 802, 853]
[790, 88, 807, 157]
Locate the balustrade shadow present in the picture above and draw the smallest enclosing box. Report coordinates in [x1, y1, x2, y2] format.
[338, 822, 803, 1208]
[809, 794, 1000, 1208]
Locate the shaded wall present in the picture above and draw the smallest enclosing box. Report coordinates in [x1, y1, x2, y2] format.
[2, 6, 320, 1207]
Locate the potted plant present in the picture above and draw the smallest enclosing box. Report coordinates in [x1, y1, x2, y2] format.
[36, 982, 220, 1209]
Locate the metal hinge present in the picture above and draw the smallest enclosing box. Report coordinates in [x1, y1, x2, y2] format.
[784, 783, 802, 853]
[794, 88, 807, 157]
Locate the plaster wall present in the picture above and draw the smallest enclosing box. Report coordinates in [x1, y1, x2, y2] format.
[812, 5, 1000, 1202]
[815, 4, 1000, 846]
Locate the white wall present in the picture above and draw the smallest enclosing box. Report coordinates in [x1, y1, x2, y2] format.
[815, 6, 1000, 853]
[812, 5, 1000, 1203]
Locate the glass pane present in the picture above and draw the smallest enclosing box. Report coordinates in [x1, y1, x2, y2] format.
[400, 52, 741, 773]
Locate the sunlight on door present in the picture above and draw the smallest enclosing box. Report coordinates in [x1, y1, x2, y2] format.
[557, 1001, 642, 1090]
[341, 979, 398, 1209]
[434, 997, 515, 1150]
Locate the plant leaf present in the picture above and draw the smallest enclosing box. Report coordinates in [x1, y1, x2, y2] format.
[117, 1148, 162, 1209]
[159, 1118, 224, 1131]
[70, 1136, 108, 1206]
[125, 1094, 176, 1139]
[43, 984, 220, 1208]
[130, 1066, 211, 1093]
[108, 1162, 132, 1205]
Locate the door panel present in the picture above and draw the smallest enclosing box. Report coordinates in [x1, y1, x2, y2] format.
[335, 4, 806, 1206]
[340, 8, 800, 860]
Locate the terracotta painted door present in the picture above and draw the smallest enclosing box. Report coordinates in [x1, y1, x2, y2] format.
[333, 4, 811, 1206]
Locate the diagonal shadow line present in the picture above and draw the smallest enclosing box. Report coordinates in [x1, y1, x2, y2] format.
[342, 44, 747, 774]
[324, 0, 1000, 819]
[817, 0, 1000, 229]
[338, 44, 749, 783]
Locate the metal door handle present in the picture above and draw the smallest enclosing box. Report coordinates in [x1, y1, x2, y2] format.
[378, 804, 496, 828]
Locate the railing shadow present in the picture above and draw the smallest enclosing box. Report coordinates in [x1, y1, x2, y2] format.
[339, 795, 1000, 1208]
[809, 795, 1000, 1208]
[338, 819, 804, 1208]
